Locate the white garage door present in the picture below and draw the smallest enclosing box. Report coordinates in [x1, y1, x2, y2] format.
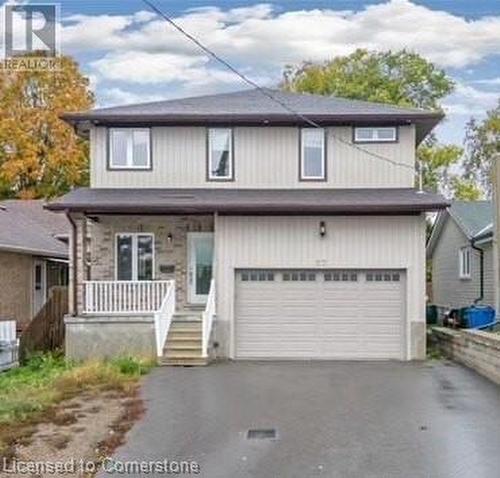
[235, 270, 405, 360]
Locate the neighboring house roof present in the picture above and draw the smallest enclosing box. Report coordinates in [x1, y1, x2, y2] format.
[427, 200, 493, 256]
[0, 200, 68, 259]
[62, 88, 443, 144]
[46, 187, 449, 215]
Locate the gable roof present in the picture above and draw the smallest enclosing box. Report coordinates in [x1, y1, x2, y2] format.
[448, 201, 493, 238]
[427, 200, 493, 256]
[0, 200, 68, 259]
[63, 88, 443, 144]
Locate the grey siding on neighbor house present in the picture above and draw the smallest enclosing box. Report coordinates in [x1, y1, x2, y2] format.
[90, 125, 416, 189]
[432, 217, 494, 309]
[215, 214, 427, 360]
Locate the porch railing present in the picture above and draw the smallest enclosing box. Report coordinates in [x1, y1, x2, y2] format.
[154, 281, 176, 356]
[83, 280, 171, 314]
[202, 279, 216, 358]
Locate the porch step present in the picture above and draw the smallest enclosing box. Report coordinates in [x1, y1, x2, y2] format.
[172, 311, 202, 322]
[161, 311, 206, 366]
[159, 357, 208, 367]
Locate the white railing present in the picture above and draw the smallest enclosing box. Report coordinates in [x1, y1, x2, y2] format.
[0, 320, 18, 371]
[202, 279, 216, 358]
[154, 281, 176, 357]
[83, 280, 171, 314]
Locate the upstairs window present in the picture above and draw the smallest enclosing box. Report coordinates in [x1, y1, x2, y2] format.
[109, 128, 151, 170]
[208, 128, 233, 180]
[459, 247, 471, 279]
[300, 128, 326, 180]
[354, 127, 397, 143]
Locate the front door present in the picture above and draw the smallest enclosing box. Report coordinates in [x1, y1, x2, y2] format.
[187, 233, 214, 304]
[33, 259, 46, 316]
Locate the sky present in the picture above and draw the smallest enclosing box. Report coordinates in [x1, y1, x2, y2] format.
[8, 1, 500, 145]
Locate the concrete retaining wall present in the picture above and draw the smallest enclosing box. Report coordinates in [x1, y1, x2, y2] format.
[65, 315, 156, 361]
[432, 327, 500, 385]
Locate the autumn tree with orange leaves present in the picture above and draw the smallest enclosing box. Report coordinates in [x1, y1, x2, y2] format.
[0, 53, 94, 198]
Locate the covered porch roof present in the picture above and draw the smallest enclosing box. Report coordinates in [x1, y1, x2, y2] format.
[46, 187, 449, 215]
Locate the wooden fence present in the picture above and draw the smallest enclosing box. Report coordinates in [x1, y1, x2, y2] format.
[20, 286, 68, 360]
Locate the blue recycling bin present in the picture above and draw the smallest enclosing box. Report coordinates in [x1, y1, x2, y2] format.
[461, 306, 496, 329]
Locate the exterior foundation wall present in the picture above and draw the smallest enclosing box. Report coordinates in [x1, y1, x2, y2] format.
[65, 315, 156, 361]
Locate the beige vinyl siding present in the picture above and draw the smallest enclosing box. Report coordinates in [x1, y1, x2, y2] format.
[431, 217, 494, 308]
[90, 125, 415, 189]
[214, 214, 426, 360]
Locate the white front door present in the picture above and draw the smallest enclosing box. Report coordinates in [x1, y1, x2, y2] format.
[187, 233, 214, 304]
[33, 259, 46, 315]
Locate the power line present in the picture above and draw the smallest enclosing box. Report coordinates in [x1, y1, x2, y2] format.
[142, 0, 416, 173]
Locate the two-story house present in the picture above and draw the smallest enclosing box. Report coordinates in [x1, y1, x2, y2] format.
[47, 88, 448, 364]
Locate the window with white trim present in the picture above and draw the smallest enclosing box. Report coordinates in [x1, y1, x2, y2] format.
[116, 233, 154, 281]
[300, 128, 326, 180]
[208, 128, 233, 180]
[354, 127, 397, 143]
[459, 247, 471, 279]
[109, 128, 151, 169]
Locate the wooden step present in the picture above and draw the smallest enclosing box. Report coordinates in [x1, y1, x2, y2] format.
[159, 357, 208, 367]
[168, 332, 201, 340]
[163, 349, 204, 359]
[164, 343, 202, 351]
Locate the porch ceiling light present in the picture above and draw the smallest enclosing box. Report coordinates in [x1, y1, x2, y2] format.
[167, 233, 173, 243]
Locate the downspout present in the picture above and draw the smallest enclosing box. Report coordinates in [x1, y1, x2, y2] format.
[66, 210, 78, 316]
[470, 239, 484, 304]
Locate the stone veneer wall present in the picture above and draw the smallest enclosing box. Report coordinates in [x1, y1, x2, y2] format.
[432, 327, 500, 385]
[83, 215, 214, 312]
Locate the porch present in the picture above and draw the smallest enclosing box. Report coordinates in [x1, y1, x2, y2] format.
[67, 214, 217, 365]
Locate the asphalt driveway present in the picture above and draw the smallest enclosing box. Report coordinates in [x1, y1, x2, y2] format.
[101, 361, 500, 478]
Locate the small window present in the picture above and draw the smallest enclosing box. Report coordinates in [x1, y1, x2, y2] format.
[459, 247, 471, 279]
[109, 128, 150, 169]
[354, 127, 397, 143]
[116, 233, 154, 281]
[208, 128, 233, 180]
[300, 128, 326, 180]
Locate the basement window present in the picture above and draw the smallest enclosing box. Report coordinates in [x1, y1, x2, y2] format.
[459, 247, 471, 279]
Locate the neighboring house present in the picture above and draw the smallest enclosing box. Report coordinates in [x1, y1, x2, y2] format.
[0, 200, 69, 329]
[46, 88, 448, 364]
[427, 201, 494, 310]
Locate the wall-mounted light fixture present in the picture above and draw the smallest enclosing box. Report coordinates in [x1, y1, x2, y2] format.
[167, 233, 173, 244]
[319, 221, 326, 238]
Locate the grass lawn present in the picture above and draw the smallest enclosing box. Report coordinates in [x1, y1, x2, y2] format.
[0, 353, 154, 460]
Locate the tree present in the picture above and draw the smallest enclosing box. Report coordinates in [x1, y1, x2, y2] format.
[0, 52, 94, 198]
[463, 100, 500, 197]
[282, 49, 454, 110]
[281, 49, 480, 198]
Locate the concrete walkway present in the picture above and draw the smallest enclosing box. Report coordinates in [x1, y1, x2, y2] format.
[100, 361, 500, 478]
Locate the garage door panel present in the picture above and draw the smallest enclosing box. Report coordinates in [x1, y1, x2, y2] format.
[235, 270, 405, 360]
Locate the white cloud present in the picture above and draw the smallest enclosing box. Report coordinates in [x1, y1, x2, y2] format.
[90, 51, 238, 86]
[97, 87, 166, 107]
[442, 82, 498, 117]
[473, 77, 500, 86]
[61, 0, 500, 71]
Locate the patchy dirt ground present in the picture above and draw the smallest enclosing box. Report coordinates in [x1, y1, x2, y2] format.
[0, 390, 144, 478]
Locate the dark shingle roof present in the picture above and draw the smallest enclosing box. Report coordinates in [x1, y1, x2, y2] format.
[46, 188, 449, 215]
[0, 200, 68, 258]
[63, 89, 443, 143]
[448, 201, 493, 239]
